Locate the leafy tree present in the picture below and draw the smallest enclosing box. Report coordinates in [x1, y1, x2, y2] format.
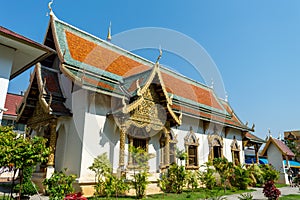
[14, 166, 38, 196]
[0, 126, 50, 199]
[285, 140, 300, 161]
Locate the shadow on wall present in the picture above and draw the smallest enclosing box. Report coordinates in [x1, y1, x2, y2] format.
[100, 116, 119, 167]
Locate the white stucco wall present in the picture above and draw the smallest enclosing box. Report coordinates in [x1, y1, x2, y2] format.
[78, 93, 121, 182]
[0, 45, 15, 122]
[62, 89, 246, 182]
[267, 143, 287, 184]
[58, 89, 87, 176]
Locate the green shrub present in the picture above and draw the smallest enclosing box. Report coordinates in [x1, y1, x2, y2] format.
[43, 169, 76, 200]
[260, 164, 279, 182]
[129, 146, 154, 199]
[88, 153, 112, 196]
[132, 171, 149, 199]
[213, 158, 234, 193]
[238, 193, 253, 200]
[186, 170, 199, 191]
[14, 167, 37, 197]
[247, 164, 264, 186]
[159, 163, 186, 194]
[231, 165, 252, 190]
[199, 163, 216, 190]
[104, 175, 130, 198]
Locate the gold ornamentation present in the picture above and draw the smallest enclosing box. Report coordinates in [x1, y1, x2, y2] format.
[47, 119, 57, 166]
[119, 128, 126, 168]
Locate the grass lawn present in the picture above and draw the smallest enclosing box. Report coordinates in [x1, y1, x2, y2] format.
[280, 194, 300, 199]
[88, 188, 255, 199]
[276, 183, 289, 188]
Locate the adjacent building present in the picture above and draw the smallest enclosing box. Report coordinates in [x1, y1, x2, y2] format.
[0, 26, 54, 122]
[1, 93, 25, 133]
[261, 136, 295, 184]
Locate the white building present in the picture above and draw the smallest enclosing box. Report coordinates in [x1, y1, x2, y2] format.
[0, 26, 54, 122]
[17, 11, 258, 195]
[261, 136, 295, 184]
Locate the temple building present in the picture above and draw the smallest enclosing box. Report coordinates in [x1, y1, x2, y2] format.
[17, 10, 261, 195]
[284, 130, 300, 161]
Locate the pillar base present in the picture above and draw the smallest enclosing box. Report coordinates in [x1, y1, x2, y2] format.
[46, 166, 55, 179]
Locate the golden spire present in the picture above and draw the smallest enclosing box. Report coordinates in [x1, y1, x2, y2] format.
[106, 21, 112, 41]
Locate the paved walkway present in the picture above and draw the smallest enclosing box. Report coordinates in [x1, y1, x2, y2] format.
[225, 186, 300, 200]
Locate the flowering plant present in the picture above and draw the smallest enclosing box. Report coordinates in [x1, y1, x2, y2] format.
[263, 180, 281, 200]
[64, 192, 87, 200]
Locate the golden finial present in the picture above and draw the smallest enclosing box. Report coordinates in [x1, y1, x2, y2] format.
[155, 46, 162, 64]
[48, 0, 53, 11]
[106, 21, 112, 41]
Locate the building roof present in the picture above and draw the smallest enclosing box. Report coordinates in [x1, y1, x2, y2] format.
[0, 26, 55, 79]
[3, 93, 23, 117]
[244, 132, 265, 144]
[261, 137, 295, 157]
[284, 130, 300, 140]
[17, 64, 71, 124]
[39, 12, 251, 131]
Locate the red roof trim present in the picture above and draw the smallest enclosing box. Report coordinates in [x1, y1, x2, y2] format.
[3, 93, 23, 117]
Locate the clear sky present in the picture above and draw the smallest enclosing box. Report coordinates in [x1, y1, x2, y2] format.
[2, 0, 300, 139]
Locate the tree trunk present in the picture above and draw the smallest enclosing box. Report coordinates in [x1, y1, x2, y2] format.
[18, 168, 23, 200]
[10, 168, 17, 199]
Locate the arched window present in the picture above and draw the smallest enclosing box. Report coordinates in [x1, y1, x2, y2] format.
[208, 134, 223, 160]
[184, 127, 199, 169]
[160, 130, 177, 168]
[231, 137, 240, 165]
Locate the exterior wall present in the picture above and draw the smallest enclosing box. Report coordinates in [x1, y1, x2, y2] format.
[58, 89, 246, 183]
[225, 128, 244, 164]
[172, 115, 244, 168]
[59, 73, 73, 110]
[78, 92, 121, 182]
[58, 89, 87, 176]
[0, 45, 15, 121]
[267, 143, 287, 184]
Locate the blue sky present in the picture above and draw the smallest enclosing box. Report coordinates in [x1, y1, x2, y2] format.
[2, 1, 300, 139]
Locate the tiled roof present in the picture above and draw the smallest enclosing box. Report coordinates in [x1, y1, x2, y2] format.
[48, 14, 250, 131]
[17, 65, 71, 124]
[261, 137, 295, 157]
[244, 132, 265, 144]
[0, 26, 50, 50]
[4, 93, 23, 117]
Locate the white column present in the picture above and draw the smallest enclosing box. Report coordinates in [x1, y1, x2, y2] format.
[0, 44, 15, 122]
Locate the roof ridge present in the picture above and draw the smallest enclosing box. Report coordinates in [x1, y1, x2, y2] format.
[51, 15, 217, 94]
[160, 66, 213, 91]
[52, 16, 155, 68]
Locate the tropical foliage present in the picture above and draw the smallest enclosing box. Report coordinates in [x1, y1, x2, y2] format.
[0, 126, 49, 199]
[43, 169, 77, 200]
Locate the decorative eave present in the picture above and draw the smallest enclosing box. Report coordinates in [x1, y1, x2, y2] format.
[16, 64, 51, 122]
[121, 61, 182, 125]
